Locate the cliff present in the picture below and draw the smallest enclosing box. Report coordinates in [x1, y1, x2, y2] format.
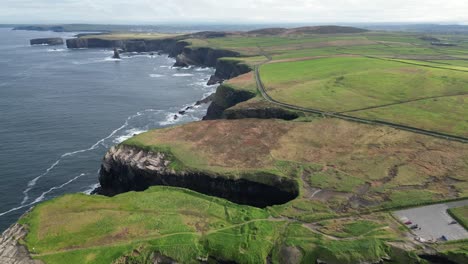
[0, 224, 37, 264]
[30, 38, 63, 46]
[66, 38, 188, 57]
[203, 84, 256, 120]
[66, 37, 250, 83]
[98, 145, 298, 208]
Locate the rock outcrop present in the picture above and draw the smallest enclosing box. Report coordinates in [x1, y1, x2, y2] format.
[174, 47, 240, 68]
[224, 105, 300, 120]
[0, 224, 37, 264]
[99, 145, 298, 208]
[30, 38, 63, 46]
[203, 84, 256, 120]
[112, 48, 121, 59]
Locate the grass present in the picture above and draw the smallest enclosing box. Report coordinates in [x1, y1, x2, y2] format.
[350, 94, 468, 137]
[20, 186, 421, 264]
[20, 187, 271, 263]
[309, 166, 366, 193]
[448, 206, 468, 231]
[259, 56, 468, 136]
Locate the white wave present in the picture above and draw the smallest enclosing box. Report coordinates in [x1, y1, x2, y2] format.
[47, 48, 65, 52]
[149, 74, 164, 78]
[159, 65, 170, 68]
[113, 128, 148, 144]
[158, 110, 201, 126]
[104, 57, 121, 62]
[173, 73, 194, 77]
[33, 174, 86, 203]
[0, 173, 86, 217]
[195, 67, 211, 72]
[83, 183, 101, 195]
[20, 108, 162, 206]
[21, 160, 60, 205]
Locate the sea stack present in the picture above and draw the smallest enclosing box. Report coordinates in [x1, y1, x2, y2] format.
[112, 48, 121, 59]
[30, 38, 64, 46]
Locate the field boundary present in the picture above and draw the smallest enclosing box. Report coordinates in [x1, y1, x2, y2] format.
[254, 62, 468, 143]
[338, 93, 468, 114]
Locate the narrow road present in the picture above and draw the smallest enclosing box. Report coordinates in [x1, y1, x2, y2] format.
[253, 63, 468, 143]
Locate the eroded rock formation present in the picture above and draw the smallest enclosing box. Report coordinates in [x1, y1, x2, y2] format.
[98, 145, 298, 208]
[0, 224, 37, 264]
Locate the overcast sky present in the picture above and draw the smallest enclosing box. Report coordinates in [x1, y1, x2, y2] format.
[1, 0, 467, 24]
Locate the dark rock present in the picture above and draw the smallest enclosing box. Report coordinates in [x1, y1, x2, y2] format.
[173, 47, 241, 68]
[124, 40, 147, 52]
[30, 37, 64, 46]
[224, 107, 300, 121]
[173, 115, 178, 120]
[112, 48, 121, 59]
[98, 145, 299, 208]
[213, 59, 251, 80]
[207, 75, 223, 85]
[185, 106, 193, 111]
[203, 85, 256, 120]
[178, 110, 186, 115]
[195, 93, 215, 105]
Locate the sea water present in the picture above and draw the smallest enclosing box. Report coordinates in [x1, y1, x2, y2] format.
[0, 28, 217, 231]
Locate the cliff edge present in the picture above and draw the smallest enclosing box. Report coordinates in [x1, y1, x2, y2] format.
[0, 224, 38, 264]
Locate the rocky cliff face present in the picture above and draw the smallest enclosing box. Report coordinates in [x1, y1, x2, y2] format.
[99, 145, 298, 208]
[30, 38, 63, 46]
[66, 38, 188, 57]
[224, 106, 300, 120]
[203, 84, 256, 120]
[0, 224, 37, 264]
[174, 47, 240, 68]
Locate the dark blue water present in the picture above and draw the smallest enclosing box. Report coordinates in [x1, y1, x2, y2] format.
[0, 28, 217, 232]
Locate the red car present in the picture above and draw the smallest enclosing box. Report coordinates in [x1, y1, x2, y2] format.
[404, 221, 412, 225]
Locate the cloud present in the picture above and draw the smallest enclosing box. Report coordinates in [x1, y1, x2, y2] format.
[1, 0, 467, 24]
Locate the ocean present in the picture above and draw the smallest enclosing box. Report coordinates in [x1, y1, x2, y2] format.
[0, 28, 217, 232]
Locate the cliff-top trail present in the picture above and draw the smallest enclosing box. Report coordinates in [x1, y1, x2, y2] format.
[7, 25, 468, 264]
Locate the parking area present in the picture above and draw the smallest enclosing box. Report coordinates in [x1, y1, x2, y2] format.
[394, 200, 468, 242]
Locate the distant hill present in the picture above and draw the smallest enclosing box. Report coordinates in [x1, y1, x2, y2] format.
[247, 25, 368, 36]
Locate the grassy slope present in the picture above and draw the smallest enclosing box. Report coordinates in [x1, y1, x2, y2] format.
[21, 187, 414, 264]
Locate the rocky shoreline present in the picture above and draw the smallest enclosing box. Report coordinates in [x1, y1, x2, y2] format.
[0, 224, 37, 264]
[65, 37, 251, 87]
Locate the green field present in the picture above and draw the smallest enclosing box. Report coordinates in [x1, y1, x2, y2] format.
[20, 186, 419, 264]
[449, 206, 468, 230]
[259, 56, 468, 137]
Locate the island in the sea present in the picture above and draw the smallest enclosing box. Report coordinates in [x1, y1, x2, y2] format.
[1, 25, 468, 264]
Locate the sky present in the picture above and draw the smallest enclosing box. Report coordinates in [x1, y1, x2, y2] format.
[1, 0, 467, 25]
